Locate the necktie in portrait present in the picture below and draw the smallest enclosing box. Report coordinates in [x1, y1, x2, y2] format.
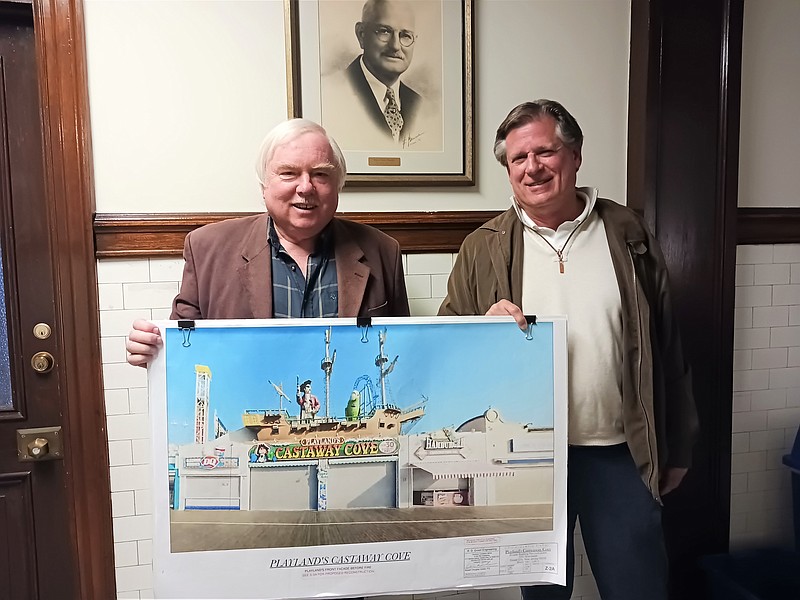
[383, 87, 403, 141]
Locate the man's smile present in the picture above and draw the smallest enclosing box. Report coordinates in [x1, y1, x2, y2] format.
[527, 176, 553, 187]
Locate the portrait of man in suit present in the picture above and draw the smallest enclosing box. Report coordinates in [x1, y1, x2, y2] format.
[319, 0, 443, 152]
[349, 0, 421, 142]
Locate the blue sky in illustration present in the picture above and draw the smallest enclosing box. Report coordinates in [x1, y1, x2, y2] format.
[165, 320, 555, 445]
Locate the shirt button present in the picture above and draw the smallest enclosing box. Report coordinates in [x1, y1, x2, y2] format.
[291, 265, 296, 271]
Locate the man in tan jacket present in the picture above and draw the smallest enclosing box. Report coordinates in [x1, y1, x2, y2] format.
[439, 100, 697, 600]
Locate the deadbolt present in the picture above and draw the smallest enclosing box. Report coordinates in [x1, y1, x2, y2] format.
[31, 351, 55, 373]
[33, 323, 52, 339]
[17, 426, 63, 462]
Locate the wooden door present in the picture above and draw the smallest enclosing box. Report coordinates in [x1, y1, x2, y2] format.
[0, 1, 114, 597]
[0, 5, 78, 598]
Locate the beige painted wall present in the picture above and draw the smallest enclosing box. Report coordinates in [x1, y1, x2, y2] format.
[739, 0, 800, 208]
[84, 0, 632, 215]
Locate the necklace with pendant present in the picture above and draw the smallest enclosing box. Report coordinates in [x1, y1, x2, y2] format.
[530, 222, 584, 274]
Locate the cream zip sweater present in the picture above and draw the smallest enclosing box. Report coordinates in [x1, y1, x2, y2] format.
[518, 188, 625, 445]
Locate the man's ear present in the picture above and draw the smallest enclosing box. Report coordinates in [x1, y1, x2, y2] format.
[573, 146, 583, 173]
[355, 22, 365, 49]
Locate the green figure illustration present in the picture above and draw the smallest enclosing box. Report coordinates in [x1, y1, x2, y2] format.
[345, 390, 361, 422]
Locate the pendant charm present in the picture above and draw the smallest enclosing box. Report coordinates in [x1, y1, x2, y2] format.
[559, 261, 565, 274]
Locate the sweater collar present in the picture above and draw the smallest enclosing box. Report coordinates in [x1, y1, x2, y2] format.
[511, 186, 599, 234]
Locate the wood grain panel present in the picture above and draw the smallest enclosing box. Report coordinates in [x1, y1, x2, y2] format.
[0, 473, 37, 600]
[33, 0, 116, 596]
[93, 207, 800, 261]
[645, 1, 742, 597]
[93, 211, 503, 257]
[737, 208, 800, 244]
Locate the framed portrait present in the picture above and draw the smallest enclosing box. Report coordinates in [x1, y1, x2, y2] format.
[285, 0, 474, 186]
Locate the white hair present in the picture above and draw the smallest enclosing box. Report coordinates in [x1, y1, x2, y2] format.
[254, 119, 347, 192]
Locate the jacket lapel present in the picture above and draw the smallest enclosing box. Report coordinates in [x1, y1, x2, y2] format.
[332, 220, 369, 317]
[347, 58, 391, 135]
[238, 214, 273, 318]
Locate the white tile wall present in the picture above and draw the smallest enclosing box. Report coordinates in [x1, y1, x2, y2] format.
[731, 244, 800, 550]
[97, 254, 596, 599]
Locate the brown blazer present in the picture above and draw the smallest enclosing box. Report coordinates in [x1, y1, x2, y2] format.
[171, 214, 410, 320]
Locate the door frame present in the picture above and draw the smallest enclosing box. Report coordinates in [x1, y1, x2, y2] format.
[627, 0, 742, 596]
[29, 0, 115, 596]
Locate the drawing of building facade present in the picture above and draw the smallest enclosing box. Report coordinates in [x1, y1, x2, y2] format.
[172, 408, 553, 512]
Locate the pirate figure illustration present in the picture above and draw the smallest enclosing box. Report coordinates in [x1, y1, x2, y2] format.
[296, 379, 320, 421]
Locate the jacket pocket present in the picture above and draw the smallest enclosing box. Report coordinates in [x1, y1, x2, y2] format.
[366, 300, 389, 314]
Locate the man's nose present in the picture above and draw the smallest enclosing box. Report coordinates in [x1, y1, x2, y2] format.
[386, 32, 402, 51]
[296, 173, 314, 194]
[524, 153, 543, 173]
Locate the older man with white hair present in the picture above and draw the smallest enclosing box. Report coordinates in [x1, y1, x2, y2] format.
[126, 118, 409, 366]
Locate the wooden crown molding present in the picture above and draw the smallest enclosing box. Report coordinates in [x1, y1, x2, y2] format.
[93, 211, 502, 258]
[737, 208, 800, 245]
[93, 208, 800, 260]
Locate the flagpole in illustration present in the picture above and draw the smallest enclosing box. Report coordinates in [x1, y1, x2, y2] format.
[321, 326, 336, 418]
[375, 329, 398, 409]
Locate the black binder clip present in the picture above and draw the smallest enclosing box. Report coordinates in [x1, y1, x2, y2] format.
[178, 320, 195, 347]
[356, 317, 372, 343]
[524, 315, 537, 341]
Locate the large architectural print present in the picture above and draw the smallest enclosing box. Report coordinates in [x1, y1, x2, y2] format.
[150, 316, 567, 598]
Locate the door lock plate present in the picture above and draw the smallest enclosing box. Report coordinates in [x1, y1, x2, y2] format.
[33, 323, 52, 339]
[17, 426, 64, 461]
[31, 351, 55, 373]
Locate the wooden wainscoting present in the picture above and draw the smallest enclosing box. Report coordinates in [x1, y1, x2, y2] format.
[93, 209, 800, 260]
[93, 211, 503, 258]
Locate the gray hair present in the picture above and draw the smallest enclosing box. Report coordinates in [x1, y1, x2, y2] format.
[255, 119, 347, 192]
[493, 100, 583, 167]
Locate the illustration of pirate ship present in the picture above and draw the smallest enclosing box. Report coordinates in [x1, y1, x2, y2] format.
[241, 327, 425, 442]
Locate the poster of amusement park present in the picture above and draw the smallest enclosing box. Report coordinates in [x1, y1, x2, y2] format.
[148, 316, 568, 599]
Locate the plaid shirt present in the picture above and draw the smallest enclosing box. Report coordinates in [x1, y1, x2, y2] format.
[268, 218, 338, 318]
